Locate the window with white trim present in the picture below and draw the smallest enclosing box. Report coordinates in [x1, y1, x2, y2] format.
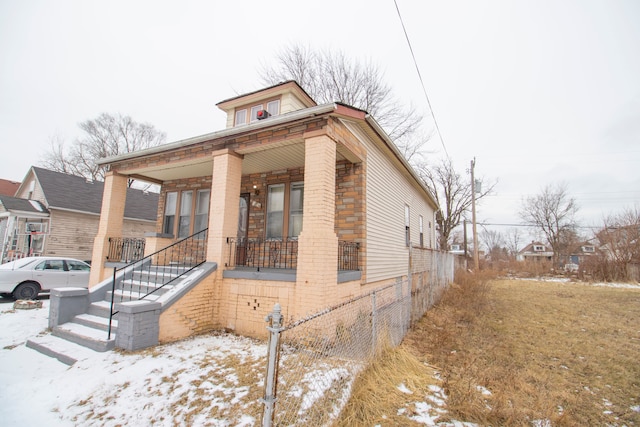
[405, 205, 411, 247]
[178, 191, 193, 238]
[194, 189, 210, 236]
[419, 215, 424, 247]
[163, 192, 177, 235]
[234, 98, 280, 126]
[266, 181, 304, 239]
[234, 109, 247, 127]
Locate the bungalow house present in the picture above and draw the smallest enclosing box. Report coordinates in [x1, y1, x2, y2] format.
[517, 241, 554, 262]
[47, 81, 441, 352]
[0, 167, 158, 264]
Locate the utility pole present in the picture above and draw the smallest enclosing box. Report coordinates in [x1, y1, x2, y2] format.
[470, 158, 479, 271]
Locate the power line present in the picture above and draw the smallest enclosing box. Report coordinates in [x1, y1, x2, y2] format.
[392, 0, 449, 159]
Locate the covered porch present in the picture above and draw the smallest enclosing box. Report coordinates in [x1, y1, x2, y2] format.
[90, 114, 366, 303]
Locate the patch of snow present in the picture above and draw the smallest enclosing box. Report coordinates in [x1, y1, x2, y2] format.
[531, 419, 552, 427]
[397, 382, 413, 394]
[631, 405, 640, 412]
[476, 385, 492, 396]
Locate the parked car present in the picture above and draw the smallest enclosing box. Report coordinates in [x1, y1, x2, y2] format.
[0, 257, 90, 300]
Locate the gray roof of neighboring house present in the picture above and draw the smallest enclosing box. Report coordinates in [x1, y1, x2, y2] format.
[31, 167, 158, 221]
[0, 195, 49, 214]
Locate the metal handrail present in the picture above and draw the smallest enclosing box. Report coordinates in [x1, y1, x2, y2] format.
[107, 228, 208, 339]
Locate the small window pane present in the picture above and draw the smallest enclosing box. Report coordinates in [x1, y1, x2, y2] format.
[266, 184, 284, 239]
[194, 190, 210, 235]
[288, 182, 304, 238]
[267, 100, 280, 117]
[235, 109, 247, 126]
[163, 192, 177, 235]
[250, 104, 263, 122]
[178, 191, 193, 238]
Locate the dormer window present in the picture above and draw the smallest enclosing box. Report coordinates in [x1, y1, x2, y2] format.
[533, 245, 544, 252]
[582, 245, 595, 253]
[234, 109, 247, 127]
[234, 99, 281, 127]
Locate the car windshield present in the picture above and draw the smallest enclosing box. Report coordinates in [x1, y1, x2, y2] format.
[0, 258, 40, 270]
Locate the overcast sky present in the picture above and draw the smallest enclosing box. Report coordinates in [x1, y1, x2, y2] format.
[1, 0, 638, 240]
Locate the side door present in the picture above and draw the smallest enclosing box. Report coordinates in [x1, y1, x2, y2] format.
[33, 259, 68, 290]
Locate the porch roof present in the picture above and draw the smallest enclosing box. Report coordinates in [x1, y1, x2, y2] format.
[96, 101, 439, 210]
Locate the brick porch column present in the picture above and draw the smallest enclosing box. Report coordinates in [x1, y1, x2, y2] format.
[89, 171, 128, 287]
[207, 149, 243, 271]
[295, 134, 338, 316]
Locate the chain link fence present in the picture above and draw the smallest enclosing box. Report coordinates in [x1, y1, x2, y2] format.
[261, 248, 454, 426]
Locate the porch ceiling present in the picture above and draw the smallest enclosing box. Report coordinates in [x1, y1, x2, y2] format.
[121, 141, 351, 183]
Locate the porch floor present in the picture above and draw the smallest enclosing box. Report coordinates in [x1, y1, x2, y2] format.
[223, 267, 361, 283]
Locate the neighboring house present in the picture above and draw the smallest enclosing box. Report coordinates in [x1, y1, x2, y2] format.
[88, 80, 441, 342]
[0, 167, 159, 263]
[517, 241, 554, 262]
[568, 242, 597, 266]
[0, 178, 20, 196]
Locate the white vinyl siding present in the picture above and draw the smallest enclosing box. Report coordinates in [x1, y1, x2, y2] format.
[361, 133, 436, 283]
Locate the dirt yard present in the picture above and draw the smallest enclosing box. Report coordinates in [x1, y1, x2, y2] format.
[338, 275, 640, 426]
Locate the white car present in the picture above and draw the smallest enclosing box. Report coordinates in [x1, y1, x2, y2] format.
[0, 257, 91, 300]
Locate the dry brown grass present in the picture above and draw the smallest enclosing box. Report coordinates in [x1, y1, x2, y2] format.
[340, 272, 640, 426]
[335, 345, 442, 426]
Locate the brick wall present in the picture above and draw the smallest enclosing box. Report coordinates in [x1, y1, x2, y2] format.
[158, 275, 218, 343]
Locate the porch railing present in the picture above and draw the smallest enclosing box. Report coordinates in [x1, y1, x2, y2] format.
[225, 237, 360, 271]
[106, 237, 146, 263]
[338, 241, 360, 271]
[107, 228, 208, 339]
[226, 237, 298, 270]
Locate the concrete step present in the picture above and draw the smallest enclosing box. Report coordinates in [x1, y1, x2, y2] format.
[74, 313, 117, 332]
[52, 322, 115, 352]
[87, 300, 113, 317]
[119, 280, 175, 295]
[107, 289, 162, 303]
[26, 334, 101, 365]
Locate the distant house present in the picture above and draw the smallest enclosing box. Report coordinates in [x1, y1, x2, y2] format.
[568, 242, 597, 265]
[517, 241, 553, 262]
[0, 178, 20, 196]
[0, 167, 158, 263]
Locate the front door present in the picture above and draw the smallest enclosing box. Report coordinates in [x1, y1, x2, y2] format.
[236, 193, 250, 265]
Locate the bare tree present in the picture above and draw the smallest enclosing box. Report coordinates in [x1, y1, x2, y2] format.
[505, 227, 523, 259]
[418, 157, 495, 250]
[591, 207, 640, 280]
[260, 43, 428, 162]
[518, 183, 578, 263]
[41, 113, 166, 183]
[480, 228, 504, 257]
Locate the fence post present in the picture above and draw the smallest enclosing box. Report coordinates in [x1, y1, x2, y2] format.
[262, 303, 283, 427]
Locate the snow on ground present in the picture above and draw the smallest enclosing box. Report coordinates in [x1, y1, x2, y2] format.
[516, 277, 640, 289]
[0, 297, 464, 426]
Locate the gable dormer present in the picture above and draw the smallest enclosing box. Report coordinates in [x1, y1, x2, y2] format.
[216, 81, 316, 129]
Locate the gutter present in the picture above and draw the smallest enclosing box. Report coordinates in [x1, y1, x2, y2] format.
[97, 103, 337, 166]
